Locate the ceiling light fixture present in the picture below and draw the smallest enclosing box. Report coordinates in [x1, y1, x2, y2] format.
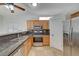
[4, 3, 14, 13]
[39, 17, 52, 20]
[32, 3, 37, 6]
[9, 4, 14, 10]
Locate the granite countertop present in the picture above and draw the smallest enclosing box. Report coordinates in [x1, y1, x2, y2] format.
[0, 30, 50, 56]
[0, 31, 27, 36]
[0, 35, 31, 56]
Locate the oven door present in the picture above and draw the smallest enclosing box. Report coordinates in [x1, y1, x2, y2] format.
[33, 37, 43, 42]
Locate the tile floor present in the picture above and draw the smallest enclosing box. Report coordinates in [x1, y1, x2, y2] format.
[28, 46, 63, 56]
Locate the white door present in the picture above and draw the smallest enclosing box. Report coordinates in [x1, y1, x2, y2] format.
[50, 20, 63, 51]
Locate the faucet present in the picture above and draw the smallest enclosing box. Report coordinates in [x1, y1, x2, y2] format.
[18, 33, 19, 38]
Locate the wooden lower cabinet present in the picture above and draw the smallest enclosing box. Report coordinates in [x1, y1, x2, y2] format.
[43, 35, 50, 46]
[21, 36, 33, 56]
[21, 43, 28, 56]
[21, 35, 50, 56]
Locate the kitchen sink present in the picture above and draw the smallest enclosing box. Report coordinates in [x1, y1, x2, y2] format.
[10, 38, 19, 42]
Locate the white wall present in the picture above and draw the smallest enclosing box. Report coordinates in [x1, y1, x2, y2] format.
[0, 12, 38, 35]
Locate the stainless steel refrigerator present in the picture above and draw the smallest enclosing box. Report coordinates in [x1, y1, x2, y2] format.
[64, 18, 79, 56]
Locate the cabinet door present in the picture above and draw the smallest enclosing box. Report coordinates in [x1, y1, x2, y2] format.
[33, 20, 40, 26]
[28, 36, 33, 47]
[25, 36, 33, 55]
[27, 20, 31, 30]
[43, 35, 50, 46]
[21, 36, 33, 56]
[21, 45, 27, 56]
[27, 20, 33, 30]
[42, 20, 49, 29]
[21, 41, 29, 56]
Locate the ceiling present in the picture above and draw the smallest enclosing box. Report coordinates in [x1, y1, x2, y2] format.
[26, 3, 79, 16]
[0, 3, 79, 17]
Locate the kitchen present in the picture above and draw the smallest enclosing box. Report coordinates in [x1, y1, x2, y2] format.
[0, 3, 79, 56]
[0, 19, 58, 56]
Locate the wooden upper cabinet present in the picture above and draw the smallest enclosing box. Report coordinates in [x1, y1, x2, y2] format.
[27, 20, 40, 30]
[27, 20, 49, 30]
[42, 20, 49, 29]
[27, 20, 33, 30]
[33, 20, 49, 29]
[32, 20, 39, 25]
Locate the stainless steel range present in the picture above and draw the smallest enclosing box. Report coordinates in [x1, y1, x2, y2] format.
[33, 25, 43, 46]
